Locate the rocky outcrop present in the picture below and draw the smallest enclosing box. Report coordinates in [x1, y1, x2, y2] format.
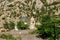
[0, 0, 60, 29]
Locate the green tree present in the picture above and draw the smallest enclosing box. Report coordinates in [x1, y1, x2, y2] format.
[35, 0, 60, 40]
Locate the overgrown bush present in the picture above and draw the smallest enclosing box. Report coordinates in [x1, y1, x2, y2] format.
[17, 21, 29, 30]
[35, 15, 60, 40]
[3, 21, 15, 30]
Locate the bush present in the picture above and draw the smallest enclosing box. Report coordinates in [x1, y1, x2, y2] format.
[0, 34, 16, 40]
[9, 21, 15, 30]
[17, 21, 29, 30]
[35, 15, 60, 39]
[3, 21, 15, 30]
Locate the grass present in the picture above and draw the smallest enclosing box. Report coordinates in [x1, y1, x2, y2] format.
[0, 34, 21, 40]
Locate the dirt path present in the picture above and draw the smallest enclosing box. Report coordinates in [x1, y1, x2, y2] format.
[8, 30, 41, 40]
[0, 30, 42, 40]
[20, 30, 41, 40]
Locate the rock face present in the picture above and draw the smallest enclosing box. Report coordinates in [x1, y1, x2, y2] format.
[0, 0, 60, 29]
[14, 25, 18, 31]
[29, 17, 36, 29]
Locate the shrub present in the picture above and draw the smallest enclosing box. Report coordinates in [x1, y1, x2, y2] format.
[9, 21, 15, 30]
[0, 34, 16, 40]
[17, 21, 29, 30]
[3, 21, 15, 30]
[35, 15, 60, 40]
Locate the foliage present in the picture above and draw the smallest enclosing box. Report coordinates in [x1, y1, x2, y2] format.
[36, 15, 60, 39]
[8, 4, 14, 7]
[0, 34, 16, 40]
[0, 34, 22, 40]
[9, 21, 15, 30]
[7, 0, 14, 2]
[17, 21, 29, 30]
[3, 21, 9, 29]
[3, 21, 15, 30]
[34, 0, 60, 40]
